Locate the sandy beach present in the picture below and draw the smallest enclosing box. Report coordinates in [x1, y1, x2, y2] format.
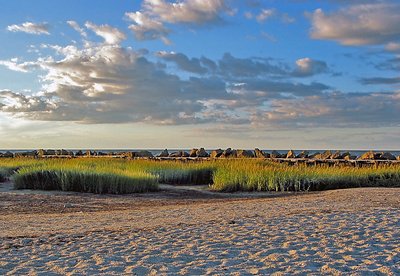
[0, 183, 399, 275]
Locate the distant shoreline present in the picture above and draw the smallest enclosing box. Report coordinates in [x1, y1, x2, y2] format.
[1, 148, 399, 162]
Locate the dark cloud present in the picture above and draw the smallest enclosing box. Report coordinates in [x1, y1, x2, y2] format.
[157, 52, 208, 74]
[218, 53, 286, 77]
[361, 76, 400, 85]
[292, 58, 328, 77]
[375, 56, 400, 71]
[157, 51, 331, 79]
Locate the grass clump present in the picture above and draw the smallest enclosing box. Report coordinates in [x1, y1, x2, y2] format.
[13, 169, 158, 194]
[9, 159, 159, 194]
[211, 159, 400, 192]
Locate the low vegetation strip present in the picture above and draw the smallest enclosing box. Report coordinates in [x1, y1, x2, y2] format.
[211, 160, 400, 192]
[1, 158, 399, 194]
[13, 169, 158, 194]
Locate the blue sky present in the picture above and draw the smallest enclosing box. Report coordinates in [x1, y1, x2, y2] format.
[0, 0, 399, 149]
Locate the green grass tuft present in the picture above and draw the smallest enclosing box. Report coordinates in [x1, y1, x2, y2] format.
[13, 169, 158, 194]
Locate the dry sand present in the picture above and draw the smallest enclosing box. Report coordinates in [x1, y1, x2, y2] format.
[0, 182, 399, 275]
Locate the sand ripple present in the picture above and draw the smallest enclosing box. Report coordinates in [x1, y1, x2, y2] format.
[0, 188, 399, 275]
[1, 209, 399, 275]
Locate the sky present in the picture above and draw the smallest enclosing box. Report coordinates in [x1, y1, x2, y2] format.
[0, 0, 399, 150]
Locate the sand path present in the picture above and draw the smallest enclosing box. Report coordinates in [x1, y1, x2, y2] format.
[0, 184, 399, 275]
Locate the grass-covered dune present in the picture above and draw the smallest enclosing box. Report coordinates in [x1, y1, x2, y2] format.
[0, 158, 399, 194]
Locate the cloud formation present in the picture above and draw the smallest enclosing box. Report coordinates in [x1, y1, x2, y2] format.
[67, 21, 87, 38]
[293, 58, 328, 77]
[361, 76, 400, 85]
[257, 92, 400, 128]
[126, 12, 171, 43]
[385, 42, 400, 52]
[126, 0, 230, 43]
[310, 2, 400, 45]
[0, 23, 397, 130]
[0, 58, 38, 73]
[0, 35, 334, 126]
[245, 7, 294, 24]
[157, 51, 209, 74]
[84, 22, 126, 45]
[256, 9, 275, 23]
[7, 22, 50, 35]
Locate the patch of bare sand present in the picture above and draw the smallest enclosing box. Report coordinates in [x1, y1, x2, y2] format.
[0, 186, 399, 275]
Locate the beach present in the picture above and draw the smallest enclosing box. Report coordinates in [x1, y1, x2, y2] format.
[0, 184, 399, 275]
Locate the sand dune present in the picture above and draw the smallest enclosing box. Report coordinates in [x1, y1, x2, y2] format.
[0, 186, 399, 275]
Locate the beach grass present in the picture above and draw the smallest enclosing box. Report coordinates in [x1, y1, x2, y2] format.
[211, 159, 400, 192]
[1, 158, 214, 193]
[13, 169, 158, 194]
[5, 159, 159, 194]
[1, 158, 399, 193]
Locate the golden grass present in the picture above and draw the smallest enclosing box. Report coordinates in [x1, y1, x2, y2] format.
[211, 159, 400, 192]
[1, 158, 399, 193]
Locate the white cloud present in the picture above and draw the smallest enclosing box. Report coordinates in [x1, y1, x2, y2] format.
[85, 22, 126, 44]
[141, 0, 228, 24]
[67, 21, 87, 38]
[256, 9, 275, 23]
[0, 43, 211, 124]
[7, 22, 50, 35]
[0, 58, 38, 73]
[125, 11, 171, 43]
[310, 3, 400, 45]
[126, 0, 230, 43]
[385, 42, 400, 52]
[293, 58, 328, 77]
[246, 7, 293, 24]
[258, 92, 400, 128]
